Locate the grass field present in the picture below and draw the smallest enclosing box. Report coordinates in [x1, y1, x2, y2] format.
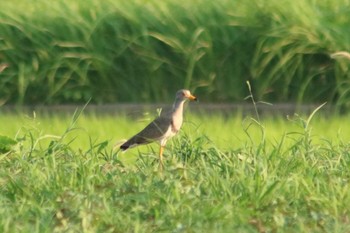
[1, 106, 350, 232]
[2, 0, 350, 231]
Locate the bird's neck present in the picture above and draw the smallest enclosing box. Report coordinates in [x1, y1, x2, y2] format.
[172, 100, 185, 116]
[171, 100, 185, 131]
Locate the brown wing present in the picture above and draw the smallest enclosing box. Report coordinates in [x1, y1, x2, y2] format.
[120, 116, 172, 150]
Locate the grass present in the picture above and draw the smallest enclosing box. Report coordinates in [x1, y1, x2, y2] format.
[1, 0, 350, 107]
[1, 107, 350, 232]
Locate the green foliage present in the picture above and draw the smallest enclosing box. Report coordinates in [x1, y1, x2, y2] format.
[0, 0, 350, 106]
[0, 135, 17, 153]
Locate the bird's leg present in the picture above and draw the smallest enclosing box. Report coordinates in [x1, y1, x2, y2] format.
[159, 146, 164, 171]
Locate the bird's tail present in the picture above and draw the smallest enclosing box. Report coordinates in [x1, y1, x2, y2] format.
[114, 139, 129, 151]
[119, 135, 148, 151]
[120, 143, 129, 151]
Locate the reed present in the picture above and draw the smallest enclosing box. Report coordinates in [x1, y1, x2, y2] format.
[0, 0, 349, 108]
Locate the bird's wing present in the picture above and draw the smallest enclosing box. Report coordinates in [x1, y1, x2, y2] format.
[136, 116, 172, 140]
[120, 116, 172, 149]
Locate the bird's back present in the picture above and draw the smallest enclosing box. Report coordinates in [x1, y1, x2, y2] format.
[120, 114, 173, 150]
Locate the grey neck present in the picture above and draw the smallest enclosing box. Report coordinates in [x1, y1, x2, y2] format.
[172, 99, 186, 115]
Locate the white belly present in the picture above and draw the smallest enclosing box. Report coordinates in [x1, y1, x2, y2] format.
[159, 125, 178, 146]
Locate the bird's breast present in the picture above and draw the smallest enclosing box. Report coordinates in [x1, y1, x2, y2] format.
[171, 116, 183, 133]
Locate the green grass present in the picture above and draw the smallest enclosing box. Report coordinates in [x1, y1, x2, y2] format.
[1, 0, 350, 106]
[1, 108, 350, 232]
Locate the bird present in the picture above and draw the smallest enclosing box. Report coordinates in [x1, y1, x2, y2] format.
[120, 89, 197, 169]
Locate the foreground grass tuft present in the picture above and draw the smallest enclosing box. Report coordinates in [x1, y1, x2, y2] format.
[1, 111, 350, 232]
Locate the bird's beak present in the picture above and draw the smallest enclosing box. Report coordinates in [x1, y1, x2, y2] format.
[188, 94, 197, 101]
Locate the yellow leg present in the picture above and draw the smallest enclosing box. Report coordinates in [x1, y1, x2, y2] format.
[159, 146, 164, 170]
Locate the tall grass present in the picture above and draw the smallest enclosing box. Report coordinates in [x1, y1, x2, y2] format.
[1, 109, 350, 232]
[0, 0, 350, 106]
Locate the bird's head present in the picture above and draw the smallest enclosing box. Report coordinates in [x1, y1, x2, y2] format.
[176, 89, 197, 101]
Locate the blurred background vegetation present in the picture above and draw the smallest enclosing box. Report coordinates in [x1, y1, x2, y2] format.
[0, 0, 350, 108]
